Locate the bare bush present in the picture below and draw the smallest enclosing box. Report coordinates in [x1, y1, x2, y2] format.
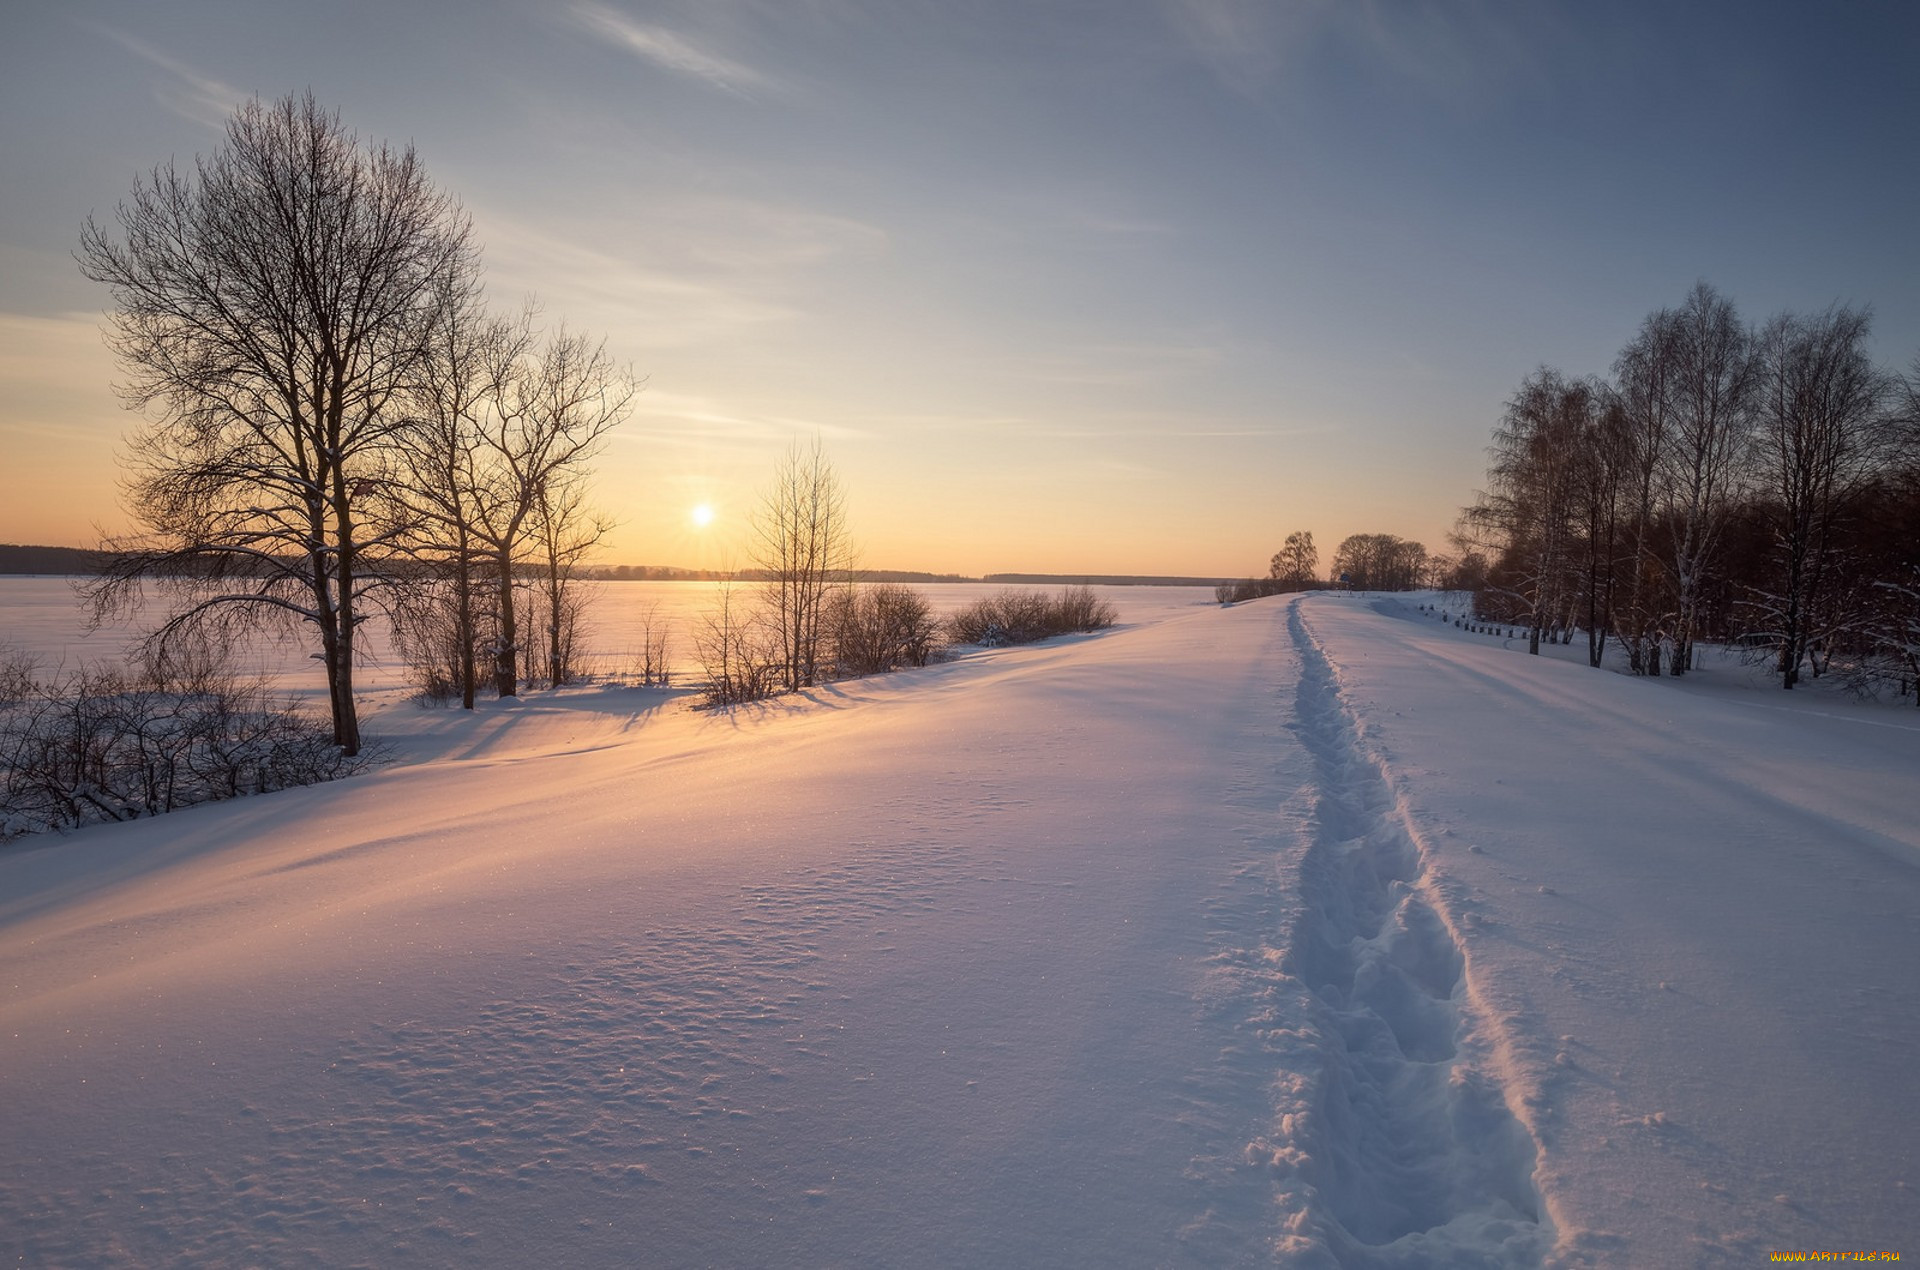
[632, 603, 673, 687]
[390, 580, 470, 704]
[1216, 577, 1294, 603]
[0, 654, 363, 840]
[947, 586, 1116, 647]
[1053, 584, 1118, 633]
[0, 644, 37, 708]
[695, 581, 778, 707]
[829, 584, 940, 676]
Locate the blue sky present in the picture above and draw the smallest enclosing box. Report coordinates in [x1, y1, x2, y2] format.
[4, 1, 1916, 574]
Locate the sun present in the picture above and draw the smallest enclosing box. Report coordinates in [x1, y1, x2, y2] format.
[689, 502, 716, 529]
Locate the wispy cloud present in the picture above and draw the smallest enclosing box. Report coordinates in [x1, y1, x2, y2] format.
[475, 211, 796, 349]
[666, 195, 887, 272]
[1161, 0, 1329, 98]
[569, 3, 771, 97]
[89, 24, 247, 128]
[883, 407, 1331, 444]
[622, 389, 869, 449]
[1163, 0, 1556, 108]
[469, 194, 884, 350]
[1017, 341, 1226, 389]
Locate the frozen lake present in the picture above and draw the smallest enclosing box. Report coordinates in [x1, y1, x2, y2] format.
[0, 576, 1219, 690]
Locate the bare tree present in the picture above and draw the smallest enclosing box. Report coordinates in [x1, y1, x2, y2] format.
[751, 439, 851, 693]
[1660, 282, 1757, 674]
[696, 576, 775, 706]
[1749, 306, 1891, 687]
[77, 93, 476, 755]
[469, 320, 634, 696]
[389, 276, 524, 708]
[1473, 369, 1590, 653]
[1330, 533, 1427, 592]
[1570, 382, 1631, 666]
[529, 476, 614, 688]
[1612, 306, 1683, 673]
[1270, 531, 1318, 587]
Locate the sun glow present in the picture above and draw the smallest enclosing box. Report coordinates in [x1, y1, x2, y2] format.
[690, 502, 716, 528]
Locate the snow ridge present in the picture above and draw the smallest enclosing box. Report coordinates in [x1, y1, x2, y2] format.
[1278, 600, 1551, 1268]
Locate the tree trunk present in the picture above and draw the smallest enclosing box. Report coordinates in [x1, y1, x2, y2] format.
[456, 542, 477, 710]
[332, 472, 362, 756]
[493, 549, 518, 697]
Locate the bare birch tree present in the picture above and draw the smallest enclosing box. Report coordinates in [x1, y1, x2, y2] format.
[1612, 306, 1682, 673]
[1660, 282, 1757, 675]
[1749, 306, 1891, 687]
[1470, 369, 1589, 653]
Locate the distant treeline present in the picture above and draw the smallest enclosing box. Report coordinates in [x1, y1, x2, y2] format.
[0, 545, 106, 575]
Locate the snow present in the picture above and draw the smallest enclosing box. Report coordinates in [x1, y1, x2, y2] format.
[1, 593, 1915, 1266]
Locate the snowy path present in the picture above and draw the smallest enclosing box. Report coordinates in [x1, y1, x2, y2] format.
[1269, 602, 1547, 1266]
[1297, 594, 1920, 1265]
[2, 593, 1914, 1267]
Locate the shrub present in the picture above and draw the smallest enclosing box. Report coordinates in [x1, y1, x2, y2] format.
[947, 586, 1117, 647]
[631, 602, 672, 687]
[695, 583, 780, 707]
[1052, 584, 1118, 633]
[0, 653, 362, 840]
[0, 644, 38, 708]
[829, 584, 940, 676]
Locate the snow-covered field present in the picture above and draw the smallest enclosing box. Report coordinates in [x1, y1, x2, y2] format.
[1, 592, 1914, 1267]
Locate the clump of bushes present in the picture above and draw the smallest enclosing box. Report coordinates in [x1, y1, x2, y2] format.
[694, 583, 780, 707]
[1214, 577, 1327, 604]
[828, 583, 940, 676]
[0, 642, 364, 840]
[694, 582, 1122, 706]
[1216, 577, 1278, 603]
[946, 585, 1117, 647]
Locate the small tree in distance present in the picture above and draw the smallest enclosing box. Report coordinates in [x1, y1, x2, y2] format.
[1330, 533, 1428, 591]
[1271, 531, 1318, 586]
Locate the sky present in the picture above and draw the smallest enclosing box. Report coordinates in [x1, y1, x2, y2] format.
[3, 1, 1918, 577]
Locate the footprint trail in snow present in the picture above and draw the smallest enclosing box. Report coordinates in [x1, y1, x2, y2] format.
[1271, 601, 1551, 1268]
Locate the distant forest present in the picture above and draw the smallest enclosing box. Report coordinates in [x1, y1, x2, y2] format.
[0, 545, 104, 575]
